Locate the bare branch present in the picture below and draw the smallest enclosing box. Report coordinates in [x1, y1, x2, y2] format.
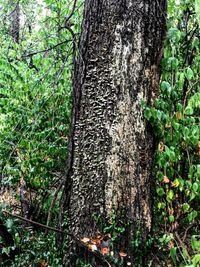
[64, 0, 77, 26]
[4, 210, 111, 267]
[22, 39, 73, 58]
[3, 210, 63, 233]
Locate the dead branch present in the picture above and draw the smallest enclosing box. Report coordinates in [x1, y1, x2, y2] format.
[22, 39, 72, 58]
[3, 210, 111, 267]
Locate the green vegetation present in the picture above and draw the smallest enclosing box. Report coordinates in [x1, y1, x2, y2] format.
[0, 0, 82, 265]
[0, 0, 199, 266]
[145, 1, 200, 266]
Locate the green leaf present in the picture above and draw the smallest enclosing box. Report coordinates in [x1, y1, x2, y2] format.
[144, 108, 151, 120]
[182, 203, 190, 212]
[169, 215, 175, 223]
[5, 219, 13, 229]
[191, 236, 200, 251]
[170, 247, 177, 266]
[195, 0, 200, 27]
[188, 211, 198, 222]
[165, 146, 176, 161]
[158, 202, 166, 209]
[197, 165, 200, 176]
[192, 254, 200, 267]
[168, 28, 182, 42]
[157, 187, 165, 196]
[185, 106, 194, 115]
[161, 81, 171, 94]
[167, 190, 174, 202]
[185, 67, 194, 80]
[192, 182, 199, 193]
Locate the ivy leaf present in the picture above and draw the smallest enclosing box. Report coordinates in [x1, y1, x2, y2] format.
[161, 81, 171, 94]
[188, 211, 198, 222]
[192, 182, 199, 193]
[192, 254, 200, 267]
[169, 215, 175, 223]
[191, 236, 200, 251]
[172, 179, 180, 188]
[185, 67, 194, 80]
[5, 219, 13, 230]
[167, 190, 174, 202]
[185, 106, 194, 115]
[182, 203, 190, 212]
[157, 187, 165, 196]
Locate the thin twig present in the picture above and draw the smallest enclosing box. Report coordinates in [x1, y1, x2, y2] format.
[183, 223, 199, 241]
[3, 210, 63, 233]
[64, 0, 77, 26]
[3, 210, 111, 267]
[22, 39, 72, 58]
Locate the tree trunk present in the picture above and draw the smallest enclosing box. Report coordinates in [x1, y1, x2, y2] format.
[63, 0, 167, 266]
[10, 1, 20, 43]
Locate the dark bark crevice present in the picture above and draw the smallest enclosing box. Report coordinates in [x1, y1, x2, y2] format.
[62, 0, 167, 266]
[10, 1, 20, 43]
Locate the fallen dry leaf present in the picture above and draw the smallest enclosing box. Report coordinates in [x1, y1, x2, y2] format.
[165, 123, 171, 128]
[88, 244, 98, 251]
[81, 237, 90, 243]
[163, 176, 170, 183]
[101, 247, 110, 255]
[119, 251, 127, 257]
[38, 259, 48, 267]
[91, 235, 103, 245]
[158, 142, 165, 152]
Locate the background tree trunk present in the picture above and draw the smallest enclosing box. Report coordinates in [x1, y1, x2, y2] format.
[63, 0, 167, 265]
[10, 1, 20, 43]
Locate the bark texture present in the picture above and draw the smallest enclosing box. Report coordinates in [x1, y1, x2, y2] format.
[63, 0, 167, 265]
[10, 1, 20, 43]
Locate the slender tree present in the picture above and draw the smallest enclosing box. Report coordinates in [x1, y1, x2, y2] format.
[63, 0, 167, 265]
[10, 1, 20, 43]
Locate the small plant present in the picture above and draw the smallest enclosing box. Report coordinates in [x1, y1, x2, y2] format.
[144, 0, 200, 265]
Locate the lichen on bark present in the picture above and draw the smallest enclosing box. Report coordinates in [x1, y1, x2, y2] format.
[63, 0, 167, 265]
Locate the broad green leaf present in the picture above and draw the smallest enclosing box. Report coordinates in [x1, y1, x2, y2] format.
[191, 236, 200, 251]
[188, 211, 198, 222]
[167, 190, 174, 202]
[195, 0, 200, 27]
[157, 187, 165, 196]
[161, 81, 171, 94]
[185, 106, 194, 115]
[192, 182, 199, 193]
[5, 219, 13, 229]
[170, 247, 177, 266]
[185, 67, 194, 80]
[169, 215, 175, 223]
[192, 254, 200, 267]
[182, 203, 190, 212]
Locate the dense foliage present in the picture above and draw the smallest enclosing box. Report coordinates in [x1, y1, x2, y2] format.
[0, 0, 199, 266]
[145, 1, 200, 266]
[0, 0, 82, 265]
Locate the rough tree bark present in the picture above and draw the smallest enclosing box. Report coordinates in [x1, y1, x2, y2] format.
[10, 1, 20, 43]
[63, 0, 167, 266]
